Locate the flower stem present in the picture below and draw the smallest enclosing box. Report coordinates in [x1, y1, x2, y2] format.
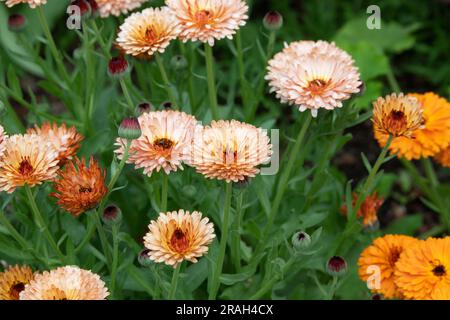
[168, 263, 182, 300]
[155, 53, 178, 109]
[119, 78, 135, 112]
[231, 191, 244, 272]
[161, 173, 169, 212]
[24, 185, 66, 263]
[204, 43, 219, 119]
[209, 182, 233, 300]
[110, 223, 120, 299]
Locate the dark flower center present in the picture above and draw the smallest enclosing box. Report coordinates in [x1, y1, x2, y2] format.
[307, 78, 329, 95]
[170, 228, 189, 253]
[18, 158, 34, 176]
[154, 138, 174, 150]
[79, 186, 92, 193]
[9, 282, 25, 300]
[386, 110, 408, 135]
[432, 265, 446, 277]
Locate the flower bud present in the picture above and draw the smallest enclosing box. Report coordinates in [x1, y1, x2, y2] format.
[102, 204, 122, 226]
[71, 0, 91, 17]
[170, 55, 188, 70]
[138, 249, 154, 268]
[8, 14, 27, 32]
[263, 11, 283, 31]
[292, 231, 311, 250]
[107, 56, 130, 78]
[233, 177, 252, 189]
[326, 256, 348, 277]
[161, 101, 172, 110]
[118, 117, 141, 140]
[136, 102, 152, 115]
[372, 293, 383, 300]
[86, 0, 99, 16]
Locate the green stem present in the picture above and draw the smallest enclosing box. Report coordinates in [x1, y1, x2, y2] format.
[204, 43, 219, 119]
[110, 224, 120, 299]
[155, 53, 178, 109]
[209, 182, 233, 300]
[327, 276, 339, 300]
[24, 185, 66, 262]
[179, 42, 196, 112]
[119, 78, 135, 112]
[90, 20, 111, 59]
[161, 173, 169, 212]
[386, 66, 401, 93]
[168, 263, 182, 300]
[231, 191, 244, 272]
[93, 207, 112, 267]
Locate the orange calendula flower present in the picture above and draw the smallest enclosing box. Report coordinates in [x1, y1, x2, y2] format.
[372, 93, 424, 138]
[358, 234, 419, 299]
[20, 266, 109, 300]
[191, 120, 272, 182]
[0, 265, 35, 300]
[340, 192, 384, 227]
[143, 210, 216, 268]
[27, 122, 83, 166]
[0, 134, 59, 193]
[51, 157, 108, 217]
[0, 125, 7, 159]
[266, 40, 361, 117]
[96, 0, 147, 17]
[395, 237, 450, 300]
[375, 93, 450, 160]
[116, 7, 180, 58]
[166, 0, 248, 46]
[115, 110, 200, 176]
[1, 0, 46, 8]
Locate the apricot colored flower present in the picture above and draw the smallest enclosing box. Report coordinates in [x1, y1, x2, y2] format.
[372, 93, 424, 138]
[0, 134, 59, 193]
[0, 265, 35, 300]
[115, 110, 200, 176]
[435, 145, 450, 168]
[20, 266, 109, 300]
[27, 122, 83, 166]
[1, 0, 46, 8]
[166, 0, 248, 46]
[51, 157, 108, 217]
[116, 7, 180, 58]
[0, 125, 6, 159]
[96, 0, 147, 17]
[374, 93, 450, 160]
[143, 210, 215, 267]
[266, 40, 361, 117]
[340, 192, 384, 227]
[395, 237, 450, 300]
[191, 120, 272, 182]
[358, 234, 419, 299]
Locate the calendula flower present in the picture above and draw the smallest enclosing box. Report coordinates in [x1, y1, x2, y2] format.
[395, 237, 450, 300]
[191, 120, 272, 182]
[166, 0, 248, 46]
[372, 93, 424, 138]
[358, 234, 419, 299]
[51, 157, 108, 217]
[116, 7, 180, 58]
[20, 266, 109, 300]
[27, 122, 83, 166]
[435, 145, 450, 168]
[340, 192, 384, 227]
[266, 40, 361, 117]
[115, 110, 199, 176]
[1, 0, 46, 8]
[374, 93, 450, 160]
[0, 134, 59, 193]
[96, 0, 146, 17]
[0, 125, 7, 159]
[0, 265, 35, 300]
[143, 210, 215, 267]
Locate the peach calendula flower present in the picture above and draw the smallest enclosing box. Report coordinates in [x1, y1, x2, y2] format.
[27, 122, 83, 166]
[0, 134, 59, 193]
[1, 0, 46, 8]
[96, 0, 147, 17]
[51, 157, 108, 217]
[395, 237, 450, 300]
[143, 210, 215, 268]
[0, 125, 7, 159]
[166, 0, 248, 46]
[0, 265, 35, 300]
[20, 266, 109, 300]
[435, 145, 450, 168]
[372, 93, 424, 138]
[115, 110, 199, 176]
[374, 93, 450, 160]
[266, 40, 361, 117]
[116, 7, 180, 58]
[340, 192, 384, 228]
[191, 120, 272, 182]
[358, 234, 419, 299]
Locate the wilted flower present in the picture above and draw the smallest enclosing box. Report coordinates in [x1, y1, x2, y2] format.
[1, 0, 47, 8]
[143, 210, 215, 267]
[96, 0, 146, 17]
[20, 266, 109, 300]
[0, 265, 35, 300]
[191, 120, 272, 182]
[116, 7, 180, 58]
[0, 134, 59, 193]
[340, 192, 384, 228]
[166, 0, 248, 46]
[51, 157, 108, 217]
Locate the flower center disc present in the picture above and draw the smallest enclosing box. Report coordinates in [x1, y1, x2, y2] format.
[432, 264, 446, 277]
[195, 10, 211, 25]
[386, 110, 408, 135]
[307, 78, 329, 96]
[18, 158, 34, 176]
[154, 138, 174, 150]
[170, 228, 189, 253]
[9, 282, 25, 300]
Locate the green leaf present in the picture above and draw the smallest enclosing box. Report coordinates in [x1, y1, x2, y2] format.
[384, 214, 423, 235]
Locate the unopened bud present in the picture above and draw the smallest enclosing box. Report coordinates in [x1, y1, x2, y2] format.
[8, 14, 27, 32]
[102, 204, 122, 226]
[118, 117, 141, 140]
[326, 256, 348, 277]
[136, 102, 152, 115]
[292, 231, 311, 250]
[138, 249, 153, 268]
[108, 56, 130, 78]
[170, 55, 188, 70]
[161, 101, 172, 110]
[71, 0, 91, 17]
[263, 11, 283, 31]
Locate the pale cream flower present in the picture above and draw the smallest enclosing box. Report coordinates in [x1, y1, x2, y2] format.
[20, 266, 109, 300]
[116, 6, 180, 57]
[191, 120, 272, 182]
[1, 0, 46, 8]
[96, 0, 147, 18]
[143, 210, 215, 267]
[0, 125, 7, 159]
[166, 0, 248, 46]
[266, 40, 362, 117]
